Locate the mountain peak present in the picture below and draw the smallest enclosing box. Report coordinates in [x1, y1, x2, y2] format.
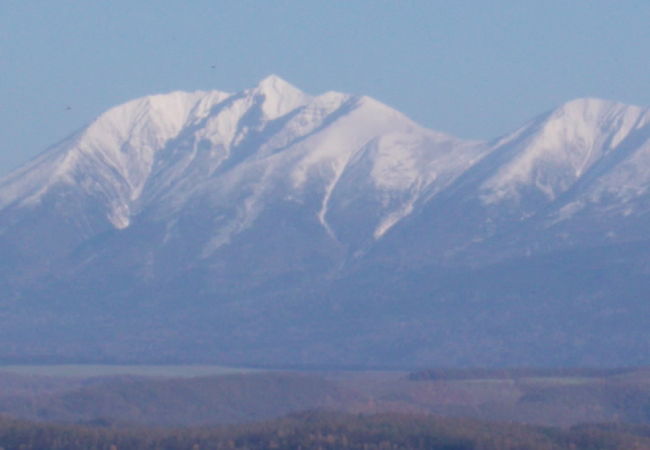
[539, 97, 649, 146]
[551, 97, 640, 121]
[88, 90, 231, 143]
[544, 98, 650, 135]
[249, 75, 310, 119]
[560, 97, 620, 108]
[256, 74, 295, 90]
[254, 74, 306, 99]
[480, 97, 650, 206]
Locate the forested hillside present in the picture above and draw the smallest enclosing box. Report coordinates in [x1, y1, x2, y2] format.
[1, 412, 650, 449]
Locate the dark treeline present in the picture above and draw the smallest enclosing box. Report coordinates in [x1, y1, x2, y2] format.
[1, 412, 650, 450]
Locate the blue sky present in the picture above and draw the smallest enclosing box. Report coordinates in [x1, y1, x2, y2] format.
[1, 0, 649, 175]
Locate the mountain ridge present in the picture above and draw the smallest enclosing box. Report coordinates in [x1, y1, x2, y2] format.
[1, 76, 649, 367]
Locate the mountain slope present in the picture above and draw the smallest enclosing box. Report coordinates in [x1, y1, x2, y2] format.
[371, 97, 650, 266]
[1, 77, 649, 367]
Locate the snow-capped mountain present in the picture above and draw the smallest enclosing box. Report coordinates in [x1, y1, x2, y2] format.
[0, 75, 483, 267]
[370, 97, 650, 266]
[1, 76, 649, 368]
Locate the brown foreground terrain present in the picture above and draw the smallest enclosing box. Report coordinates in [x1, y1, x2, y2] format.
[1, 367, 650, 448]
[0, 411, 650, 449]
[1, 367, 649, 427]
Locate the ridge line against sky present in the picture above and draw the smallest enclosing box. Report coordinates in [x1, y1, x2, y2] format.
[1, 0, 649, 176]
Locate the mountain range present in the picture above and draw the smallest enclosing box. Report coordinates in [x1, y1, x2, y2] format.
[1, 75, 649, 367]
